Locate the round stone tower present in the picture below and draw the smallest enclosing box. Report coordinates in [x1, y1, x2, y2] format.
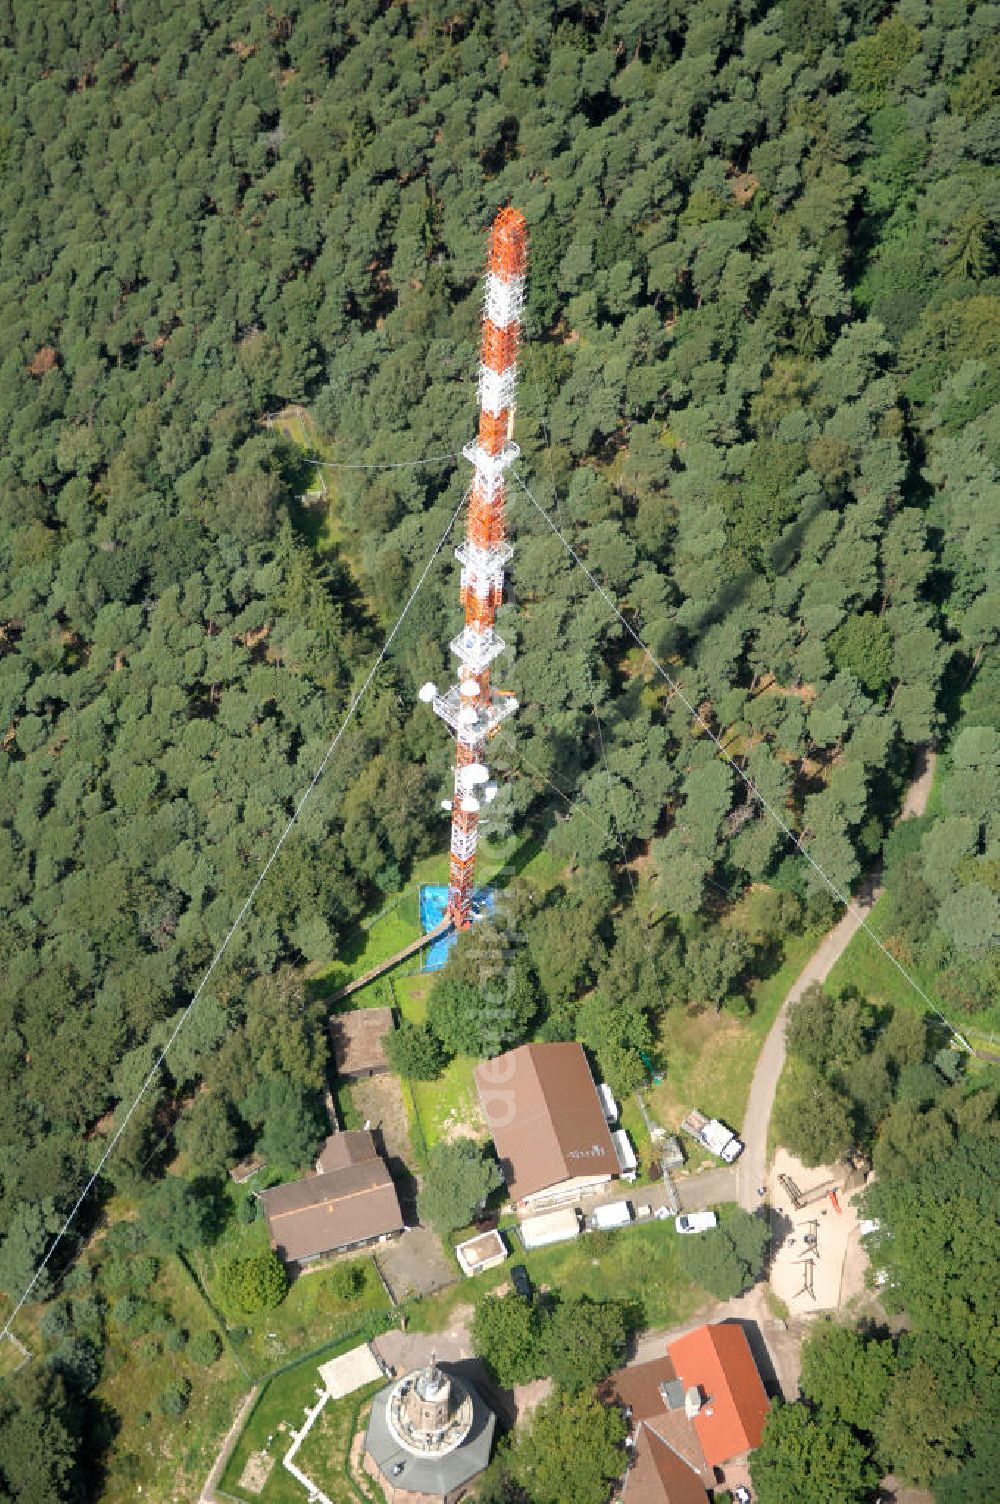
[386, 1355, 474, 1457]
[364, 1353, 495, 1503]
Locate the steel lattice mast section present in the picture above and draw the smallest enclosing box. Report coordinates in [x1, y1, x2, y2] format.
[425, 209, 528, 929]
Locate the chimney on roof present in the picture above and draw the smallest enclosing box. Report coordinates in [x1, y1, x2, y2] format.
[660, 1379, 685, 1410]
[684, 1386, 702, 1419]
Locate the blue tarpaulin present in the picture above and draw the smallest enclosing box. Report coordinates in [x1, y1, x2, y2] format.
[419, 884, 495, 970]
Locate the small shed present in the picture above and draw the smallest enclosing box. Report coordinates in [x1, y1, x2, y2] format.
[228, 1155, 265, 1185]
[330, 1006, 393, 1080]
[455, 1229, 508, 1277]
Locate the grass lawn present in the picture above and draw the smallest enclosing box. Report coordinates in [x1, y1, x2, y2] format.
[409, 1055, 484, 1152]
[294, 1383, 385, 1502]
[407, 1219, 707, 1337]
[198, 1189, 391, 1378]
[768, 1053, 811, 1156]
[95, 1253, 247, 1504]
[220, 1331, 391, 1503]
[826, 892, 1000, 1036]
[390, 972, 485, 1155]
[649, 927, 819, 1148]
[310, 831, 565, 1002]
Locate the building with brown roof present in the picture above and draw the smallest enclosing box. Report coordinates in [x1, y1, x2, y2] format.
[600, 1323, 770, 1502]
[474, 1042, 619, 1208]
[331, 1005, 393, 1079]
[261, 1130, 403, 1266]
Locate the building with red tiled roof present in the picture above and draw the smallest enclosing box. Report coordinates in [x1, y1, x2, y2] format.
[601, 1323, 770, 1503]
[667, 1324, 770, 1470]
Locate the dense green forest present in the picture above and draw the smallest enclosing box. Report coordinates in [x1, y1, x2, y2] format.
[0, 0, 997, 1498]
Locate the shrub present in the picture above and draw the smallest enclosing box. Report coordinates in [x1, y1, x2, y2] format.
[112, 1294, 140, 1325]
[237, 1193, 259, 1225]
[128, 1255, 159, 1293]
[329, 1262, 363, 1300]
[219, 1250, 288, 1314]
[40, 1303, 72, 1344]
[104, 1221, 147, 1257]
[62, 1264, 94, 1296]
[100, 1256, 132, 1292]
[70, 1294, 103, 1334]
[159, 1378, 191, 1417]
[129, 1301, 158, 1335]
[188, 1329, 222, 1367]
[165, 1325, 187, 1353]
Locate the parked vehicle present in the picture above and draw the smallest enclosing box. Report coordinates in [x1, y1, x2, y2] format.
[680, 1109, 744, 1163]
[510, 1263, 532, 1300]
[590, 1201, 633, 1231]
[675, 1211, 718, 1235]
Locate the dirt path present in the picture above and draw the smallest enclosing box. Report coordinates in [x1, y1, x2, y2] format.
[899, 742, 935, 820]
[201, 1385, 258, 1503]
[736, 747, 936, 1211]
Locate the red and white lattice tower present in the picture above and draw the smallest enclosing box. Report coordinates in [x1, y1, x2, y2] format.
[420, 209, 528, 928]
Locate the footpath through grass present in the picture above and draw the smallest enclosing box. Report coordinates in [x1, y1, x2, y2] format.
[219, 1330, 392, 1503]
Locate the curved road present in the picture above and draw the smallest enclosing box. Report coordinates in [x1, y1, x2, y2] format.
[736, 745, 936, 1211]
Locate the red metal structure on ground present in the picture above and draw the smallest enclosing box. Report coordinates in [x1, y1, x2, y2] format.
[421, 209, 527, 927]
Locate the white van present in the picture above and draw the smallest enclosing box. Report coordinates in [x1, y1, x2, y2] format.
[590, 1201, 633, 1231]
[674, 1211, 718, 1235]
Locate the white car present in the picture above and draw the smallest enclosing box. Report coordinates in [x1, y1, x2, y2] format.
[675, 1211, 718, 1235]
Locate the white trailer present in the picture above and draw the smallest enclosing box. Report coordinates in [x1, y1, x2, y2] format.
[612, 1129, 638, 1183]
[519, 1206, 582, 1250]
[590, 1200, 633, 1231]
[681, 1109, 744, 1163]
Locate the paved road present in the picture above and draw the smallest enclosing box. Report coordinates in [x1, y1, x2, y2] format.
[736, 745, 936, 1210]
[675, 1166, 737, 1211]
